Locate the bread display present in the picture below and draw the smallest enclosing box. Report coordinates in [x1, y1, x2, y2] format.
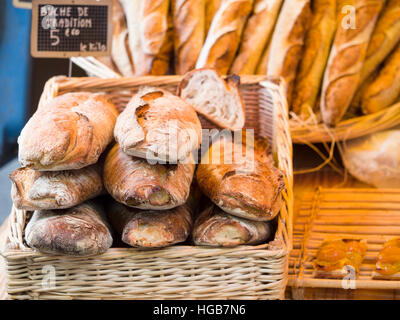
[196, 133, 285, 222]
[195, 0, 253, 74]
[10, 165, 103, 211]
[361, 43, 400, 114]
[178, 68, 245, 131]
[18, 92, 118, 171]
[193, 203, 271, 247]
[114, 87, 202, 162]
[25, 201, 113, 256]
[172, 0, 206, 75]
[104, 144, 195, 209]
[292, 0, 337, 118]
[320, 0, 384, 126]
[374, 238, 400, 279]
[265, 0, 311, 106]
[230, 0, 282, 75]
[314, 239, 367, 278]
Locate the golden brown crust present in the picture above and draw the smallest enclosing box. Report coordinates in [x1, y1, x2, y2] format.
[104, 144, 195, 210]
[196, 133, 285, 222]
[193, 203, 271, 247]
[18, 92, 118, 171]
[195, 0, 253, 74]
[292, 0, 337, 118]
[10, 165, 103, 210]
[266, 0, 311, 106]
[151, 11, 174, 75]
[230, 0, 283, 75]
[320, 0, 384, 126]
[25, 201, 113, 256]
[172, 0, 206, 74]
[205, 0, 221, 33]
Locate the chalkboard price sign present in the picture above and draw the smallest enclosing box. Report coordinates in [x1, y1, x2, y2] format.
[31, 0, 112, 58]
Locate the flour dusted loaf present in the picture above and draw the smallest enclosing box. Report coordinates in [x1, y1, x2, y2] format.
[18, 92, 118, 171]
[178, 68, 245, 131]
[114, 87, 202, 162]
[10, 165, 103, 211]
[25, 201, 113, 256]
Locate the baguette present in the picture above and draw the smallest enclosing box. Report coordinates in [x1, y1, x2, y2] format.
[25, 201, 113, 256]
[205, 0, 221, 33]
[119, 0, 169, 75]
[193, 203, 271, 247]
[114, 87, 202, 163]
[18, 92, 118, 171]
[172, 0, 206, 74]
[359, 0, 400, 85]
[152, 9, 174, 75]
[255, 43, 270, 75]
[292, 0, 337, 118]
[104, 144, 195, 210]
[178, 68, 245, 131]
[320, 0, 384, 126]
[266, 0, 311, 106]
[195, 0, 254, 74]
[230, 0, 282, 75]
[361, 42, 400, 114]
[111, 0, 135, 76]
[10, 165, 103, 211]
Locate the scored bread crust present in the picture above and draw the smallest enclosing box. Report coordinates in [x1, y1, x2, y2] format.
[177, 68, 245, 131]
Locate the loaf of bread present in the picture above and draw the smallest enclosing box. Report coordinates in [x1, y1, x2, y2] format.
[111, 0, 135, 76]
[10, 165, 103, 211]
[25, 201, 113, 256]
[114, 87, 202, 163]
[205, 0, 221, 33]
[193, 203, 271, 247]
[119, 0, 170, 75]
[265, 0, 311, 106]
[230, 0, 283, 75]
[195, 0, 254, 74]
[178, 68, 245, 131]
[196, 133, 285, 221]
[361, 43, 400, 114]
[18, 92, 118, 171]
[104, 144, 195, 209]
[172, 0, 206, 74]
[359, 0, 400, 85]
[320, 0, 384, 126]
[292, 0, 337, 118]
[255, 44, 270, 75]
[152, 12, 174, 75]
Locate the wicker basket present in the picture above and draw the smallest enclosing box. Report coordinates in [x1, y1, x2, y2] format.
[3, 75, 293, 300]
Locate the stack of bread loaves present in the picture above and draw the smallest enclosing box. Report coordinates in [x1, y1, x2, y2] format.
[11, 68, 285, 254]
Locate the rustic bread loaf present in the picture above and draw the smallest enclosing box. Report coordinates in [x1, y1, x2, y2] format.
[10, 165, 103, 211]
[178, 68, 245, 131]
[104, 144, 195, 209]
[114, 87, 202, 163]
[230, 0, 283, 75]
[25, 201, 113, 256]
[18, 92, 118, 171]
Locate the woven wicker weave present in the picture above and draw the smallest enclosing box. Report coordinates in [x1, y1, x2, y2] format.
[3, 75, 293, 300]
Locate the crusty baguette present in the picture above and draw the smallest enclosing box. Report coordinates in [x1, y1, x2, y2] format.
[119, 0, 169, 75]
[178, 68, 245, 130]
[172, 0, 206, 74]
[292, 0, 337, 118]
[230, 0, 282, 75]
[255, 43, 270, 75]
[265, 0, 311, 106]
[196, 133, 285, 222]
[359, 0, 400, 85]
[205, 0, 221, 33]
[362, 43, 400, 114]
[104, 144, 195, 210]
[195, 0, 254, 74]
[18, 92, 118, 171]
[114, 87, 202, 162]
[193, 203, 271, 247]
[10, 165, 103, 211]
[25, 201, 113, 256]
[320, 0, 384, 126]
[111, 0, 135, 76]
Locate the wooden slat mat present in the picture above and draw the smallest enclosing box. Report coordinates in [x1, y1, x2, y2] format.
[289, 188, 400, 290]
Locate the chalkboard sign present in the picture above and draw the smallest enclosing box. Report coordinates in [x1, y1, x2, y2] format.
[13, 0, 32, 9]
[31, 0, 112, 58]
